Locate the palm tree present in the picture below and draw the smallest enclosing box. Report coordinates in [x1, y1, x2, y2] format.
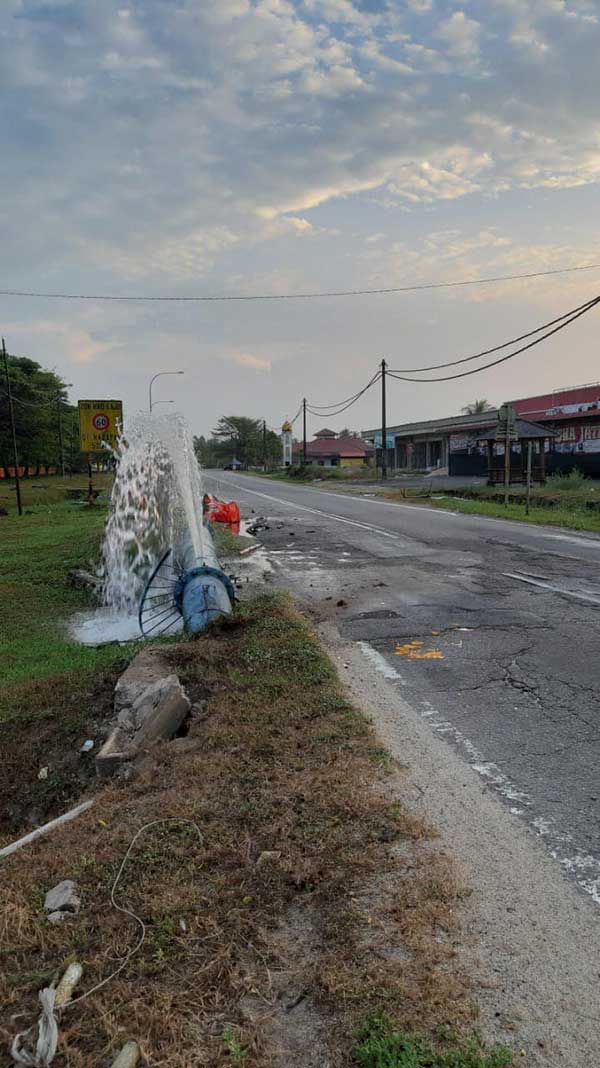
[461, 399, 494, 415]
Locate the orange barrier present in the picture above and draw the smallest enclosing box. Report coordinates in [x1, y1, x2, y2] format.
[203, 494, 241, 533]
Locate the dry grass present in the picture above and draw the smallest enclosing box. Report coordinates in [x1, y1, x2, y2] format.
[0, 594, 494, 1067]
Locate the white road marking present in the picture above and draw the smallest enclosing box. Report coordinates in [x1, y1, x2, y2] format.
[503, 571, 600, 605]
[358, 641, 406, 684]
[221, 479, 414, 542]
[216, 474, 600, 551]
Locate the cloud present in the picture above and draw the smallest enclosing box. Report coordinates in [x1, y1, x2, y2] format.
[435, 11, 482, 59]
[230, 353, 273, 371]
[1, 0, 600, 286]
[6, 320, 113, 365]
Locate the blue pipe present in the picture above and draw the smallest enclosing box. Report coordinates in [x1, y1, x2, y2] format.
[174, 564, 235, 634]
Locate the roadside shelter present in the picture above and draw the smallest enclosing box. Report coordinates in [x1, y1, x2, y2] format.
[476, 418, 555, 485]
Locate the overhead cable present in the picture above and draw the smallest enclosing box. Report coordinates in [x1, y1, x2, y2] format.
[1, 263, 599, 303]
[306, 369, 381, 419]
[309, 369, 381, 410]
[387, 296, 600, 384]
[387, 294, 600, 373]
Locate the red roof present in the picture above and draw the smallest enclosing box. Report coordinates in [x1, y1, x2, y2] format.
[512, 383, 600, 421]
[295, 435, 374, 458]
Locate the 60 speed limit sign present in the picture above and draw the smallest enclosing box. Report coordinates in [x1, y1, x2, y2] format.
[78, 400, 123, 453]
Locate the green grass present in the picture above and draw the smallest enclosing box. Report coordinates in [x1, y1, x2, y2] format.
[429, 495, 600, 532]
[0, 500, 129, 696]
[354, 1018, 512, 1068]
[0, 471, 113, 515]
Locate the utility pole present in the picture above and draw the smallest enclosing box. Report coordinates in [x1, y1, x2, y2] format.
[2, 338, 23, 516]
[380, 358, 387, 480]
[525, 440, 533, 515]
[302, 398, 307, 465]
[262, 419, 267, 471]
[56, 392, 65, 478]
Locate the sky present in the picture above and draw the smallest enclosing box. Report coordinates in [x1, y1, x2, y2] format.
[2, 0, 600, 439]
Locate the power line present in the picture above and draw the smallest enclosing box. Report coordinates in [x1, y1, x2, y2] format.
[387, 296, 600, 384]
[1, 263, 599, 303]
[305, 369, 381, 419]
[387, 294, 600, 373]
[309, 369, 381, 411]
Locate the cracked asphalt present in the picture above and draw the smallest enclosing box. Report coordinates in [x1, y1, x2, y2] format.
[205, 471, 600, 906]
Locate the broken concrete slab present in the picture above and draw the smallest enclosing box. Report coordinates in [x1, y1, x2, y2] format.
[44, 879, 80, 915]
[131, 675, 190, 747]
[114, 647, 171, 713]
[97, 649, 192, 777]
[95, 727, 135, 779]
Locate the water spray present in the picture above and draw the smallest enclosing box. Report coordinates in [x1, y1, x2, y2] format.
[103, 413, 234, 637]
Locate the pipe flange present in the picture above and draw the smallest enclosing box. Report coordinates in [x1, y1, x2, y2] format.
[174, 565, 236, 613]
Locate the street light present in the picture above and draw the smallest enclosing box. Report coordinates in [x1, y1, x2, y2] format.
[149, 370, 184, 412]
[152, 400, 175, 407]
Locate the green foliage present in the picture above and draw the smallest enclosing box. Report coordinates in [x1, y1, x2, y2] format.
[194, 415, 281, 469]
[546, 468, 589, 488]
[354, 1017, 513, 1068]
[222, 1027, 247, 1065]
[460, 400, 494, 415]
[0, 352, 79, 470]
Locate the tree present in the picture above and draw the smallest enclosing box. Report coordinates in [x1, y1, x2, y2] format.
[461, 399, 494, 415]
[194, 417, 282, 469]
[0, 352, 76, 472]
[338, 427, 361, 439]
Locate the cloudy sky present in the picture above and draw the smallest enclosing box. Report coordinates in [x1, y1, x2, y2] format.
[2, 0, 600, 437]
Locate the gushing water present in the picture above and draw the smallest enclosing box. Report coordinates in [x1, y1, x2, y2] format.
[102, 412, 210, 612]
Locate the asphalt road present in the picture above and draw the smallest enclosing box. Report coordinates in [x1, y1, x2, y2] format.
[205, 470, 600, 906]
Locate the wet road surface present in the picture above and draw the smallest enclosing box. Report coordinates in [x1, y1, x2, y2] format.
[205, 470, 600, 905]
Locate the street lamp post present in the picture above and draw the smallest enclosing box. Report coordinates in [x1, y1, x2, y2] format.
[149, 370, 184, 412]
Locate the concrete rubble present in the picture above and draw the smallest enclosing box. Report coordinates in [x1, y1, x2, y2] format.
[96, 649, 191, 778]
[44, 879, 81, 923]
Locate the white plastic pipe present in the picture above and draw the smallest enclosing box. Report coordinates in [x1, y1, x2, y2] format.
[0, 801, 94, 860]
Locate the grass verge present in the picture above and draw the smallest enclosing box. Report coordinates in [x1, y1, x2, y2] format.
[427, 495, 600, 532]
[0, 472, 113, 515]
[0, 497, 134, 838]
[0, 592, 512, 1067]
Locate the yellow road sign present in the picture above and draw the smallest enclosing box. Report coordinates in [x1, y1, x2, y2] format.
[78, 399, 123, 453]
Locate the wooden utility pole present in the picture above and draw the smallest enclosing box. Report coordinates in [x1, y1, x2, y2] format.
[525, 440, 533, 515]
[302, 398, 307, 464]
[262, 419, 267, 471]
[56, 392, 65, 478]
[381, 358, 387, 480]
[2, 338, 23, 516]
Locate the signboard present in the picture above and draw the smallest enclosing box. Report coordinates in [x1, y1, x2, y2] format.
[78, 399, 123, 453]
[372, 433, 396, 449]
[495, 403, 518, 442]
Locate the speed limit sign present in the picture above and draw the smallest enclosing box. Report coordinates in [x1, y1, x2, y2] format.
[79, 400, 123, 452]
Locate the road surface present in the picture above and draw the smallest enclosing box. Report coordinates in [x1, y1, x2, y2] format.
[206, 470, 600, 906]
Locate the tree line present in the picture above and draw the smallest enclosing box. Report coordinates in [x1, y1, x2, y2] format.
[0, 352, 82, 473]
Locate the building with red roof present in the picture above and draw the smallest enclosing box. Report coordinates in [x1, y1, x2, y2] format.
[294, 428, 374, 468]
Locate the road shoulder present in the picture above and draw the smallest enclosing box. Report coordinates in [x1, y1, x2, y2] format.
[317, 617, 600, 1067]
